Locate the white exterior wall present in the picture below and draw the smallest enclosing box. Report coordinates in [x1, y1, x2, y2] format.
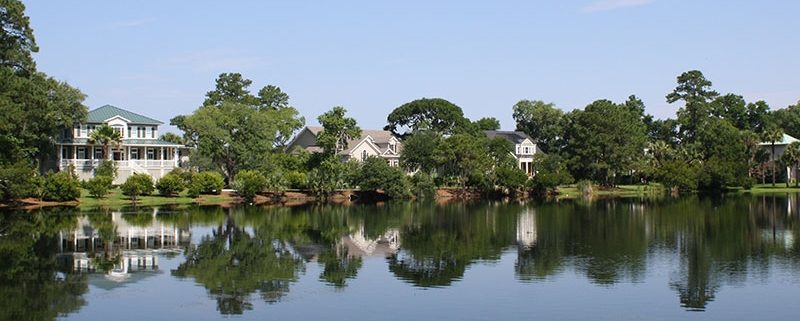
[349, 140, 381, 162]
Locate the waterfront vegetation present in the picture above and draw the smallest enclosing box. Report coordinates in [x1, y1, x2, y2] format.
[4, 0, 800, 208]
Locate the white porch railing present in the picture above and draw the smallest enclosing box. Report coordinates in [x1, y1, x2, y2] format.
[60, 159, 177, 170]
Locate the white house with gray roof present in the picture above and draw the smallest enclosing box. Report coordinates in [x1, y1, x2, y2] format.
[287, 126, 402, 166]
[56, 105, 184, 184]
[760, 133, 800, 182]
[484, 130, 540, 176]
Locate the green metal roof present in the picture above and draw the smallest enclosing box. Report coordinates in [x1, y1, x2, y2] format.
[87, 105, 163, 125]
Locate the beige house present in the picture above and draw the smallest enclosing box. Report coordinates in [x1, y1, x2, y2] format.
[484, 130, 540, 176]
[56, 105, 184, 184]
[287, 126, 402, 166]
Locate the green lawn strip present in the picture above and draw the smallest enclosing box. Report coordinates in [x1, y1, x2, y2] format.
[78, 188, 232, 208]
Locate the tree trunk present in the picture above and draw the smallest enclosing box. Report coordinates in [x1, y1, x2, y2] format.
[772, 143, 776, 187]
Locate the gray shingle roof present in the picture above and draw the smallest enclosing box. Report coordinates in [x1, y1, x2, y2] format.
[88, 105, 163, 125]
[484, 130, 533, 144]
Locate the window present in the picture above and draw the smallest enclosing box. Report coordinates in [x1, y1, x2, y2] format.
[389, 143, 396, 153]
[147, 148, 155, 160]
[94, 148, 103, 160]
[130, 148, 139, 160]
[77, 147, 86, 159]
[127, 127, 131, 138]
[151, 127, 156, 138]
[113, 126, 124, 137]
[523, 147, 531, 155]
[361, 150, 369, 161]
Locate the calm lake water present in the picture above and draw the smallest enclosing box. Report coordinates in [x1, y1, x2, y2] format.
[2, 195, 800, 321]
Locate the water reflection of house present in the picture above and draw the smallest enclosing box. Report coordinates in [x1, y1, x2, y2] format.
[340, 227, 401, 257]
[57, 210, 190, 284]
[516, 208, 537, 248]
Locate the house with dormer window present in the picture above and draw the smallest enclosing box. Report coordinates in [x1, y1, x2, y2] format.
[56, 105, 184, 184]
[484, 130, 540, 176]
[287, 126, 402, 166]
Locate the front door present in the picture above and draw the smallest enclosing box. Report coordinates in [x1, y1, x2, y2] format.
[113, 149, 124, 161]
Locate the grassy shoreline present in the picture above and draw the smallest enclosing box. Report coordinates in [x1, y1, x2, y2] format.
[6, 183, 800, 210]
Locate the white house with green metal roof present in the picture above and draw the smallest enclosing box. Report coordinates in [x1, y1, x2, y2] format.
[759, 133, 800, 183]
[57, 105, 184, 184]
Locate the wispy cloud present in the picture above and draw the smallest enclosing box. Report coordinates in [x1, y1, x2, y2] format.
[165, 49, 267, 73]
[582, 0, 654, 13]
[111, 18, 154, 29]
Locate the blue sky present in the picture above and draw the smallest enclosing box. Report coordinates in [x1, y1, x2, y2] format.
[25, 0, 800, 133]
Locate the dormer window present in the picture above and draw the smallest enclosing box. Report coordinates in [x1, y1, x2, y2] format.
[361, 150, 369, 161]
[523, 146, 531, 155]
[389, 142, 396, 153]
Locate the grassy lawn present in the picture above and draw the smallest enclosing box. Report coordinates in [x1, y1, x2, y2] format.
[737, 184, 800, 194]
[557, 183, 664, 198]
[78, 188, 234, 208]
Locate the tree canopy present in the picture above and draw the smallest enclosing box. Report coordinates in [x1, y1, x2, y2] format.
[384, 98, 469, 137]
[512, 100, 564, 153]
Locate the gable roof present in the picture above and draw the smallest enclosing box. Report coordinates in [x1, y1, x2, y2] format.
[88, 105, 163, 125]
[484, 130, 534, 144]
[759, 134, 800, 146]
[289, 126, 401, 156]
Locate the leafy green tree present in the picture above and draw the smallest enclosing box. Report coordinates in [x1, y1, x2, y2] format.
[41, 171, 80, 201]
[355, 156, 411, 199]
[0, 0, 38, 73]
[173, 73, 304, 183]
[512, 100, 564, 153]
[474, 117, 501, 131]
[120, 173, 154, 201]
[88, 124, 122, 160]
[155, 173, 185, 197]
[233, 169, 267, 202]
[666, 70, 719, 143]
[399, 130, 443, 174]
[0, 160, 38, 202]
[436, 134, 492, 188]
[385, 98, 469, 137]
[493, 165, 528, 194]
[694, 118, 749, 190]
[528, 154, 573, 195]
[94, 159, 117, 179]
[410, 171, 436, 199]
[308, 158, 352, 198]
[770, 101, 800, 139]
[317, 106, 361, 155]
[159, 132, 186, 145]
[0, 0, 87, 170]
[84, 175, 113, 198]
[779, 141, 800, 187]
[563, 99, 647, 185]
[187, 171, 225, 197]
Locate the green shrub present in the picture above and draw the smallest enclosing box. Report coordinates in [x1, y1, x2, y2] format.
[85, 176, 113, 198]
[188, 171, 224, 197]
[121, 173, 155, 201]
[410, 171, 436, 199]
[0, 161, 39, 202]
[95, 160, 118, 179]
[285, 170, 308, 189]
[156, 173, 185, 197]
[42, 171, 81, 201]
[528, 154, 574, 196]
[356, 157, 412, 199]
[232, 170, 267, 201]
[494, 165, 528, 194]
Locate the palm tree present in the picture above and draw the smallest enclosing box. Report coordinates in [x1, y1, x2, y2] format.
[780, 142, 800, 188]
[763, 128, 784, 187]
[88, 124, 123, 161]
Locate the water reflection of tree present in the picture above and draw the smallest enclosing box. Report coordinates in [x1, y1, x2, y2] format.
[0, 210, 88, 321]
[515, 200, 648, 284]
[172, 207, 305, 315]
[389, 202, 517, 287]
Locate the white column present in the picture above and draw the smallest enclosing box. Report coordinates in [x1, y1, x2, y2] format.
[174, 148, 179, 167]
